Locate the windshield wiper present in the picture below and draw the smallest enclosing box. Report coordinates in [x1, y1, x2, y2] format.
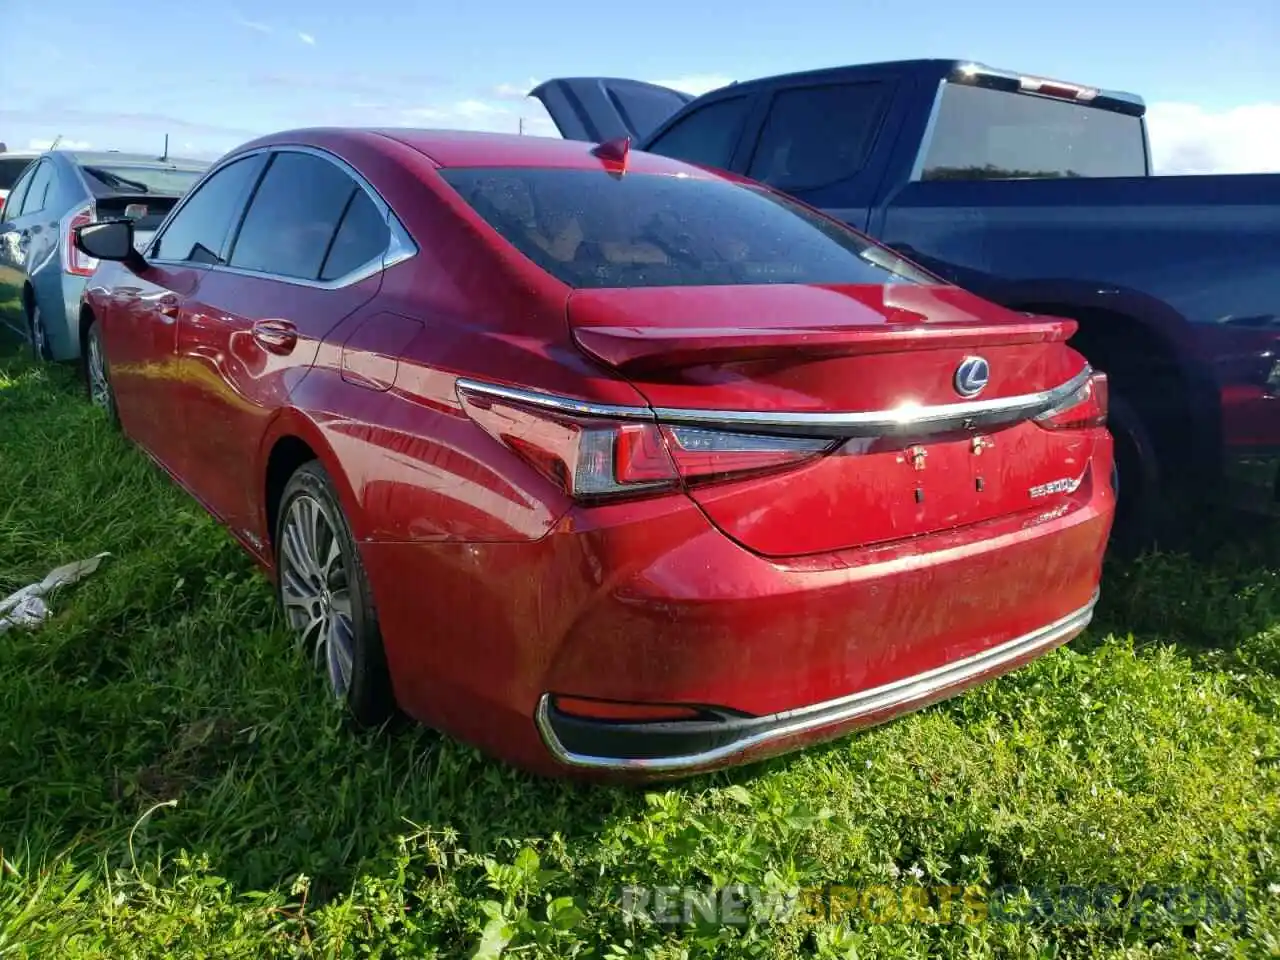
[82, 166, 150, 193]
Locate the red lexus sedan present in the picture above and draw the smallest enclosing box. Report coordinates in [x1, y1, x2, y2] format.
[74, 128, 1114, 778]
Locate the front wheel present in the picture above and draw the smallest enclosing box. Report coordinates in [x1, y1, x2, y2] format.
[275, 461, 396, 727]
[84, 319, 119, 425]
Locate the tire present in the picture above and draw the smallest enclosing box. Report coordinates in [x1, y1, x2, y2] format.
[84, 319, 119, 425]
[26, 299, 51, 362]
[1106, 392, 1166, 553]
[275, 461, 396, 727]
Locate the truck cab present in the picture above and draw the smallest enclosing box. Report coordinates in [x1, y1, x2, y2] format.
[533, 60, 1280, 544]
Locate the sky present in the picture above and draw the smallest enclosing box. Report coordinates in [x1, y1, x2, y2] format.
[1, 0, 1277, 175]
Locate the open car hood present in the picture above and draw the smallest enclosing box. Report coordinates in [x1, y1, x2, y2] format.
[528, 77, 700, 143]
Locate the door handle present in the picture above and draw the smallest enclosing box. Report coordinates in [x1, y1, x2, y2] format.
[158, 298, 179, 319]
[251, 319, 298, 354]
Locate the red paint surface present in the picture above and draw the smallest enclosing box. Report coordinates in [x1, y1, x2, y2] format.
[82, 129, 1115, 777]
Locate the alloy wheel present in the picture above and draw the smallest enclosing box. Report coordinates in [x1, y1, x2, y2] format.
[87, 329, 110, 410]
[278, 494, 357, 698]
[30, 305, 48, 361]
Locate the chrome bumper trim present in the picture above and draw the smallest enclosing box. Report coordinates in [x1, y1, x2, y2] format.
[535, 590, 1099, 773]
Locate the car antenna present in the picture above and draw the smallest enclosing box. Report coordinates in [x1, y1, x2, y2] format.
[591, 136, 631, 175]
[49, 134, 63, 150]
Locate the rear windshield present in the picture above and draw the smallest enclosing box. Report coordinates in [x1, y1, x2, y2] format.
[0, 157, 34, 191]
[920, 82, 1147, 181]
[440, 167, 936, 289]
[78, 163, 206, 196]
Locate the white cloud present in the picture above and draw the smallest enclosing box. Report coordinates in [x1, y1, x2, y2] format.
[493, 80, 540, 100]
[398, 97, 558, 137]
[27, 137, 91, 151]
[1146, 101, 1280, 175]
[232, 13, 272, 33]
[298, 31, 316, 46]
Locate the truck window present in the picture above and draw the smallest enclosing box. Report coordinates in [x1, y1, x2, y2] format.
[646, 97, 751, 170]
[746, 83, 889, 192]
[919, 82, 1147, 180]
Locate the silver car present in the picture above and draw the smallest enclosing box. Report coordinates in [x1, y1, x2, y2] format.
[0, 149, 208, 361]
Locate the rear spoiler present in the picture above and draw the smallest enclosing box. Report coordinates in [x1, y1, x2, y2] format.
[574, 317, 1078, 373]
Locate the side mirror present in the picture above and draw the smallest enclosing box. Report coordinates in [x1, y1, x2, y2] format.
[74, 219, 146, 269]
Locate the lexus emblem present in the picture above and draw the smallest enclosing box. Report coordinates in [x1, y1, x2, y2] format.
[954, 356, 990, 398]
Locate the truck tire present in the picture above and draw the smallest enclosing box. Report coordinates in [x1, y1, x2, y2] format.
[1106, 392, 1165, 553]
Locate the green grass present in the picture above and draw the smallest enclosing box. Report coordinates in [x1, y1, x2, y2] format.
[1, 329, 1278, 958]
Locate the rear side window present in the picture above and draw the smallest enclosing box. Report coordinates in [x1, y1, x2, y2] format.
[646, 97, 750, 169]
[746, 83, 889, 191]
[441, 167, 935, 290]
[153, 155, 264, 263]
[19, 162, 54, 216]
[320, 188, 390, 281]
[920, 82, 1147, 180]
[229, 151, 362, 280]
[0, 157, 34, 191]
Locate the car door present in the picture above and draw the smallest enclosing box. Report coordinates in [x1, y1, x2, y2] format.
[0, 161, 37, 334]
[107, 152, 267, 466]
[177, 147, 394, 545]
[0, 160, 56, 335]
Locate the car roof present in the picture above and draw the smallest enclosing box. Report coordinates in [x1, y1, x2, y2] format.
[60, 149, 210, 170]
[235, 127, 726, 178]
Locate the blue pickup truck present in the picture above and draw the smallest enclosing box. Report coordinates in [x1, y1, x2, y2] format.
[532, 59, 1280, 544]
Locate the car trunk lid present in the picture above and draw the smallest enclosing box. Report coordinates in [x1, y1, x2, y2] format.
[568, 282, 1101, 557]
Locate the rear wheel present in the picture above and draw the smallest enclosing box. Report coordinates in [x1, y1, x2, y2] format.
[275, 461, 396, 727]
[26, 299, 50, 362]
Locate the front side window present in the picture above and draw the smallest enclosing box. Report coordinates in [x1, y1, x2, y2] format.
[152, 155, 264, 264]
[441, 167, 936, 290]
[645, 97, 751, 170]
[746, 83, 889, 192]
[228, 151, 364, 280]
[920, 82, 1147, 180]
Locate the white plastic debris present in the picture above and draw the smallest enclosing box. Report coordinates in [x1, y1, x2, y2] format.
[0, 553, 110, 634]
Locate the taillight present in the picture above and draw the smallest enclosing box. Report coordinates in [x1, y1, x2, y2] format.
[651, 426, 831, 483]
[1034, 371, 1108, 430]
[456, 384, 834, 502]
[64, 205, 97, 277]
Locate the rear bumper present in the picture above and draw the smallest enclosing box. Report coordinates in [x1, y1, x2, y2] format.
[362, 444, 1113, 778]
[536, 591, 1097, 774]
